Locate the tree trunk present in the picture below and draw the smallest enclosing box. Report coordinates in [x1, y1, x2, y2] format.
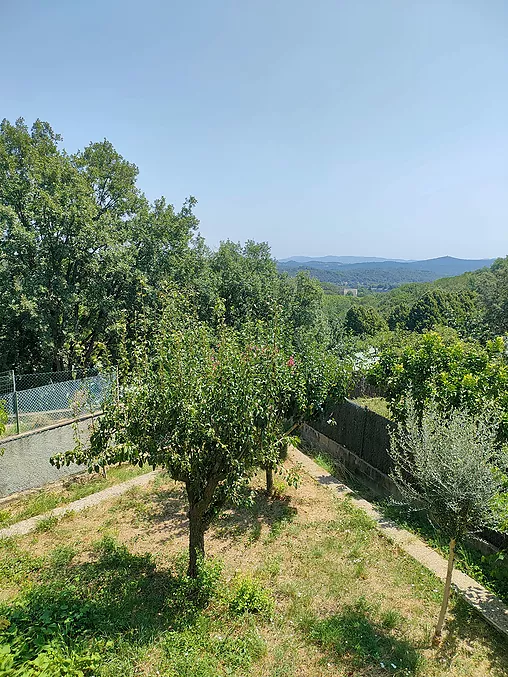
[433, 537, 456, 644]
[265, 466, 274, 495]
[188, 509, 206, 578]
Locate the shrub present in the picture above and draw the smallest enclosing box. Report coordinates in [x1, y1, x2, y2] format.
[228, 575, 274, 616]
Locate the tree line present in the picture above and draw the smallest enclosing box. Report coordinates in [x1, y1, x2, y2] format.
[0, 119, 327, 373]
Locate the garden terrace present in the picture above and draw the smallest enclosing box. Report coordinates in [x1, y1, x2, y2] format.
[1, 453, 507, 676]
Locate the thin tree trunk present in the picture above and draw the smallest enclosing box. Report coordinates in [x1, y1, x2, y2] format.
[265, 466, 274, 495]
[188, 509, 206, 578]
[433, 537, 456, 643]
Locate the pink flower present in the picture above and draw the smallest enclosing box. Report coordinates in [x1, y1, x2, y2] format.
[287, 356, 295, 367]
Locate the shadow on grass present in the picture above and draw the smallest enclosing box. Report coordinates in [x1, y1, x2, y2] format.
[0, 536, 219, 665]
[305, 599, 423, 675]
[380, 501, 508, 606]
[108, 480, 297, 547]
[435, 596, 508, 674]
[214, 489, 297, 542]
[109, 483, 191, 541]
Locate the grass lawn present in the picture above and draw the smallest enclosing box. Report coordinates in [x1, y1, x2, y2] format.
[307, 445, 508, 608]
[1, 457, 507, 676]
[352, 397, 391, 419]
[0, 464, 151, 528]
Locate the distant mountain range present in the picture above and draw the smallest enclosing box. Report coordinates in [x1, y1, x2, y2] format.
[277, 256, 497, 289]
[278, 256, 411, 264]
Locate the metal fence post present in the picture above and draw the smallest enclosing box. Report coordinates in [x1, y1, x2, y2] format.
[115, 365, 120, 404]
[12, 370, 20, 434]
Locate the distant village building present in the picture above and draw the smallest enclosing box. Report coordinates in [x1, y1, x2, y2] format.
[342, 287, 358, 297]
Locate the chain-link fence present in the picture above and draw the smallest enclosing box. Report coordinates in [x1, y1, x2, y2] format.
[0, 368, 116, 437]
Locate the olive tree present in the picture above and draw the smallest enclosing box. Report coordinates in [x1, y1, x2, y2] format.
[390, 401, 507, 643]
[52, 311, 313, 577]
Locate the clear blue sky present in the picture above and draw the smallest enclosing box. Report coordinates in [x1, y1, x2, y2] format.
[2, 0, 507, 260]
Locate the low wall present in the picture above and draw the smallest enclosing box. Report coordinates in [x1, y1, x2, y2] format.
[301, 423, 396, 496]
[305, 400, 508, 552]
[0, 416, 93, 498]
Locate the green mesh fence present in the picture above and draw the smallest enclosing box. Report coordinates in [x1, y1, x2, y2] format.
[1, 368, 116, 436]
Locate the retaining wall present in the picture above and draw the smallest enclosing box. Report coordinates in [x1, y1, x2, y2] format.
[311, 399, 393, 475]
[306, 400, 508, 552]
[0, 416, 92, 498]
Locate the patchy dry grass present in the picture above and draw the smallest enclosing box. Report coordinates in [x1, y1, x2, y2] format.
[0, 464, 151, 528]
[0, 459, 507, 676]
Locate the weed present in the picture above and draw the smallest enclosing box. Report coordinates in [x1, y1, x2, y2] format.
[0, 536, 224, 674]
[35, 514, 59, 533]
[314, 452, 335, 475]
[162, 618, 265, 676]
[308, 598, 423, 674]
[228, 575, 274, 617]
[258, 554, 282, 579]
[49, 545, 77, 569]
[272, 479, 288, 499]
[0, 539, 44, 587]
[381, 609, 404, 630]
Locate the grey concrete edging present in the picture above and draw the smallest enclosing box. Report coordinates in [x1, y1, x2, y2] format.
[301, 423, 397, 495]
[0, 412, 99, 444]
[0, 470, 159, 538]
[289, 445, 508, 640]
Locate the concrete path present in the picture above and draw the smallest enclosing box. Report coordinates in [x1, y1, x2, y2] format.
[0, 471, 159, 538]
[289, 445, 508, 640]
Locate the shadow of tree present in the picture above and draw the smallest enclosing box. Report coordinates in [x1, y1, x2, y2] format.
[2, 536, 219, 664]
[107, 481, 297, 551]
[213, 489, 298, 542]
[149, 485, 188, 522]
[436, 596, 508, 675]
[305, 599, 423, 675]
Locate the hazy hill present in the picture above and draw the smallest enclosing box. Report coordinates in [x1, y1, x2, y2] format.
[279, 256, 409, 264]
[277, 256, 496, 289]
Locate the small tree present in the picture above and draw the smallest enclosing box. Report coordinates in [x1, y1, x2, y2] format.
[390, 401, 506, 644]
[52, 313, 310, 577]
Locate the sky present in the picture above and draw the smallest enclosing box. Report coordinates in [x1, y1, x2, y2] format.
[2, 0, 508, 260]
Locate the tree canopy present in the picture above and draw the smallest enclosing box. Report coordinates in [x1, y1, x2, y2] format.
[370, 331, 508, 439]
[0, 118, 199, 372]
[52, 304, 346, 576]
[344, 305, 387, 336]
